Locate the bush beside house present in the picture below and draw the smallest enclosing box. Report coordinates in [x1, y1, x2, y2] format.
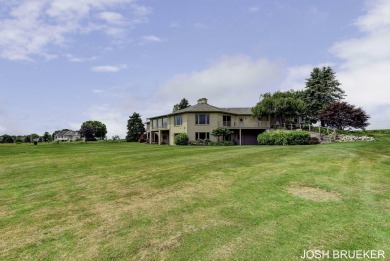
[257, 130, 311, 145]
[174, 133, 189, 145]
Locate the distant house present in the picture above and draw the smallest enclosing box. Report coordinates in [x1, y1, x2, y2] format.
[54, 130, 82, 142]
[146, 98, 275, 145]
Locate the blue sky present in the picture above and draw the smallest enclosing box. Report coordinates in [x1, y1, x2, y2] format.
[1, 0, 389, 137]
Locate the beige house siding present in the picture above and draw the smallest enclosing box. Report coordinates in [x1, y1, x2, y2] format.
[147, 98, 271, 145]
[169, 114, 188, 145]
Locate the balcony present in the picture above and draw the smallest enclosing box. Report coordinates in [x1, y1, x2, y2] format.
[152, 123, 168, 130]
[219, 121, 270, 129]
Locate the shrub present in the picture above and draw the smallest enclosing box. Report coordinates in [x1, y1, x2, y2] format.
[189, 139, 210, 146]
[257, 130, 310, 145]
[174, 133, 189, 145]
[208, 141, 233, 146]
[138, 133, 146, 143]
[309, 137, 320, 144]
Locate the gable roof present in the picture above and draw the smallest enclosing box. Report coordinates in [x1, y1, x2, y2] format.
[220, 107, 253, 115]
[55, 130, 80, 137]
[148, 104, 253, 119]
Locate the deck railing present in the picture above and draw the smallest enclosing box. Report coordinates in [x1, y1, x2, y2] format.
[219, 121, 270, 129]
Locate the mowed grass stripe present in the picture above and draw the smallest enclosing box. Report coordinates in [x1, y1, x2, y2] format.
[0, 137, 389, 260]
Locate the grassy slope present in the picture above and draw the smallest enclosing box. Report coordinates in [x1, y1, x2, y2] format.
[0, 136, 389, 260]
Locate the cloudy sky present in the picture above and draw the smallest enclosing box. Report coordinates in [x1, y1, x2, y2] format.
[0, 0, 389, 137]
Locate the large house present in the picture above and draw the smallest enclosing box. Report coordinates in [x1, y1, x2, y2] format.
[54, 130, 82, 142]
[146, 98, 274, 145]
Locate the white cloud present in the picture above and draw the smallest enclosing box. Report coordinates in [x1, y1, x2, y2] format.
[83, 104, 128, 138]
[248, 7, 259, 12]
[0, 102, 28, 135]
[142, 35, 162, 43]
[281, 63, 334, 91]
[157, 55, 282, 108]
[97, 11, 126, 25]
[66, 54, 97, 62]
[0, 0, 151, 61]
[91, 64, 127, 72]
[92, 89, 104, 94]
[330, 0, 390, 128]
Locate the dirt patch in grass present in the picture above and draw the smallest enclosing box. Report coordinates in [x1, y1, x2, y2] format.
[287, 183, 341, 202]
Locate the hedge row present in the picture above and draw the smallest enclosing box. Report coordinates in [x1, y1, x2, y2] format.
[257, 130, 311, 145]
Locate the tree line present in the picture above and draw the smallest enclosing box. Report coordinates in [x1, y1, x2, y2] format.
[1, 66, 370, 144]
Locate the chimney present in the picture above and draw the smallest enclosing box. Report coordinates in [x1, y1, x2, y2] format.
[197, 98, 208, 104]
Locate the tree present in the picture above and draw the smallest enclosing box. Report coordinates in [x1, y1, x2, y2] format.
[30, 133, 40, 141]
[318, 102, 370, 130]
[174, 133, 189, 145]
[304, 66, 345, 124]
[126, 112, 145, 142]
[79, 121, 107, 141]
[79, 124, 95, 142]
[42, 132, 51, 142]
[173, 98, 191, 112]
[1, 134, 14, 143]
[252, 90, 306, 125]
[24, 136, 31, 143]
[211, 127, 233, 142]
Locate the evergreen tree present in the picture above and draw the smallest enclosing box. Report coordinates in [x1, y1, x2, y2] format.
[173, 98, 190, 112]
[304, 66, 345, 124]
[126, 112, 145, 142]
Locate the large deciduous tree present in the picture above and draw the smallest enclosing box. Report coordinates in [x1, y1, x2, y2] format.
[304, 66, 345, 124]
[80, 121, 107, 141]
[172, 98, 190, 112]
[80, 125, 95, 142]
[126, 112, 145, 142]
[252, 90, 306, 125]
[319, 102, 370, 130]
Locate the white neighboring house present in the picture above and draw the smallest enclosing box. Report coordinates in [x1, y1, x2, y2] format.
[54, 130, 83, 142]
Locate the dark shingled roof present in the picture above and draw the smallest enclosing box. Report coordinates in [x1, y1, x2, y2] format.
[148, 102, 253, 119]
[220, 107, 253, 115]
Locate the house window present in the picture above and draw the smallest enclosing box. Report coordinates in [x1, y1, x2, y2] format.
[195, 114, 210, 125]
[174, 115, 182, 126]
[162, 117, 168, 128]
[223, 115, 231, 127]
[152, 119, 157, 129]
[195, 132, 210, 140]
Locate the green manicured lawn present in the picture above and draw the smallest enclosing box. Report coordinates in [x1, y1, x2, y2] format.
[0, 136, 389, 260]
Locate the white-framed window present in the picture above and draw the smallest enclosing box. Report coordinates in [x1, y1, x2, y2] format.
[174, 115, 182, 126]
[195, 114, 210, 125]
[195, 132, 210, 140]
